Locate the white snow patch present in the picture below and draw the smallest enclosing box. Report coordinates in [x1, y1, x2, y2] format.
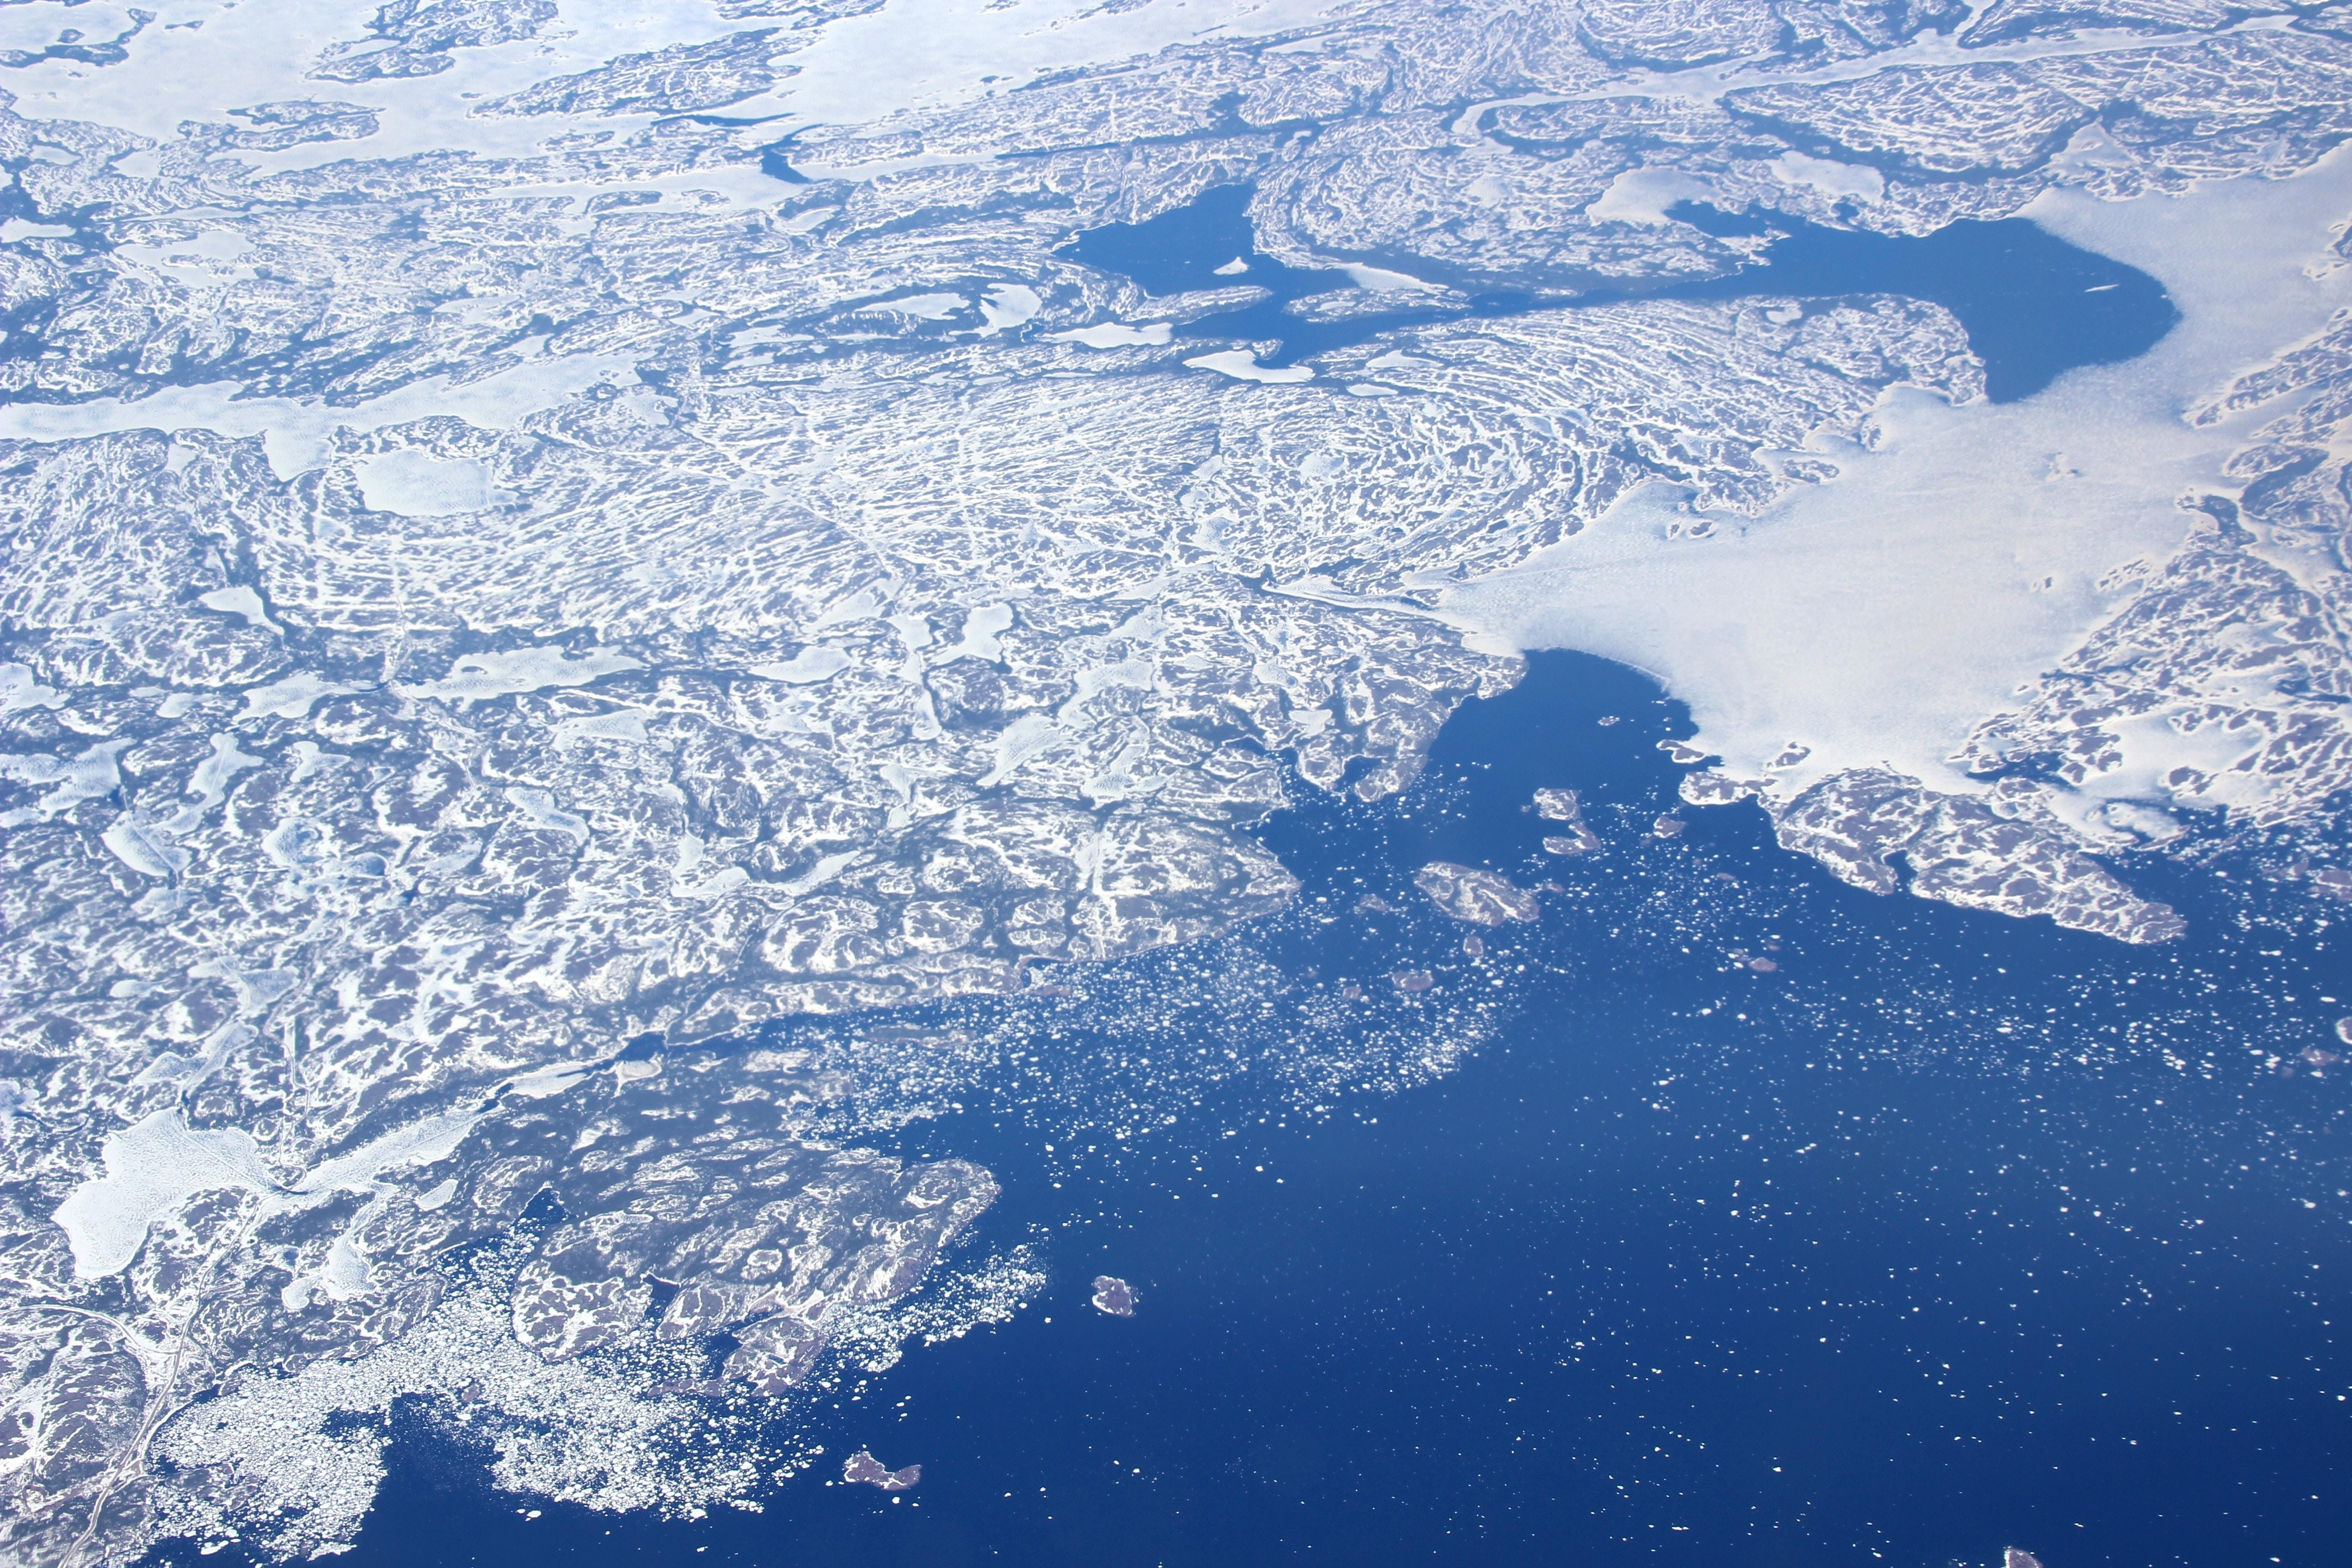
[1185, 349, 1314, 384]
[357, 451, 515, 517]
[239, 672, 364, 720]
[937, 602, 1014, 662]
[753, 646, 856, 684]
[1341, 263, 1441, 292]
[1049, 321, 1174, 348]
[407, 647, 643, 703]
[101, 816, 188, 879]
[1772, 151, 1885, 205]
[197, 584, 280, 631]
[975, 284, 1042, 336]
[1585, 167, 1717, 226]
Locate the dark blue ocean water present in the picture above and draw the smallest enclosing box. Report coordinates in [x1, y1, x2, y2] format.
[1060, 183, 2176, 402]
[195, 651, 2352, 1568]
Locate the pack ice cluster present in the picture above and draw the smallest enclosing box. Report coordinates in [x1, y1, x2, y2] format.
[3, 0, 2352, 1558]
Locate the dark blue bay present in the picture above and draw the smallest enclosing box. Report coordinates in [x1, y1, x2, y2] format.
[1060, 184, 2176, 402]
[180, 651, 2352, 1568]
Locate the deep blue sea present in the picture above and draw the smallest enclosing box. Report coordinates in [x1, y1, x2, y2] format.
[213, 650, 2351, 1568]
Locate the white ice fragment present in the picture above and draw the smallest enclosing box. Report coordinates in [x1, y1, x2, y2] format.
[500, 1062, 599, 1101]
[1772, 152, 1885, 206]
[296, 1112, 481, 1197]
[1048, 321, 1174, 348]
[1585, 167, 1716, 226]
[550, 710, 650, 746]
[975, 284, 1042, 337]
[196, 585, 280, 631]
[52, 1110, 280, 1279]
[0, 663, 62, 713]
[239, 672, 364, 720]
[1184, 349, 1313, 384]
[0, 740, 127, 817]
[860, 292, 967, 321]
[103, 816, 190, 878]
[1213, 257, 1250, 275]
[937, 603, 1014, 663]
[357, 451, 515, 517]
[171, 733, 263, 828]
[503, 787, 589, 843]
[812, 588, 888, 628]
[752, 647, 855, 684]
[407, 648, 642, 703]
[979, 713, 1063, 788]
[1340, 263, 1441, 293]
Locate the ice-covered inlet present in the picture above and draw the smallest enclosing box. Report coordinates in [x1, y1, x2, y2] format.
[51, 1111, 278, 1278]
[1449, 148, 2352, 936]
